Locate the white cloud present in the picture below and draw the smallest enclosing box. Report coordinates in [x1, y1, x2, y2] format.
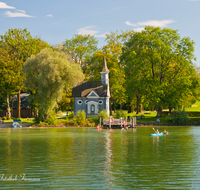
[78, 26, 107, 37]
[0, 2, 15, 9]
[125, 19, 175, 31]
[17, 10, 26, 13]
[125, 21, 137, 27]
[138, 20, 175, 27]
[46, 14, 53, 17]
[5, 11, 33, 17]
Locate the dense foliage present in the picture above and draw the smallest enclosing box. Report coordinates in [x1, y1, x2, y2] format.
[121, 26, 200, 116]
[23, 48, 84, 121]
[170, 110, 190, 125]
[0, 27, 200, 121]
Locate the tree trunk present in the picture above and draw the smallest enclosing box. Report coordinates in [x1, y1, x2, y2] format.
[113, 99, 116, 112]
[120, 103, 122, 110]
[6, 92, 11, 119]
[109, 98, 112, 115]
[17, 89, 21, 118]
[12, 97, 14, 117]
[127, 97, 132, 113]
[136, 95, 141, 114]
[169, 106, 172, 114]
[156, 106, 162, 117]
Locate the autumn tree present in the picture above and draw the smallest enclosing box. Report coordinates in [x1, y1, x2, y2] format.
[23, 48, 84, 121]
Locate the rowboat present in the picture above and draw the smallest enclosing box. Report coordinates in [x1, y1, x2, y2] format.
[151, 133, 163, 136]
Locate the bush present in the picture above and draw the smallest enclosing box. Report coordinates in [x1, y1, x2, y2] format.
[116, 110, 127, 118]
[170, 110, 190, 125]
[2, 116, 7, 120]
[46, 115, 57, 125]
[76, 110, 86, 126]
[98, 109, 109, 119]
[187, 111, 200, 117]
[65, 119, 77, 126]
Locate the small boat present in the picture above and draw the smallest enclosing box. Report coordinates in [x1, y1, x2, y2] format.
[151, 133, 163, 136]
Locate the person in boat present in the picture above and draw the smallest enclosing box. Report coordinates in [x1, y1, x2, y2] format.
[156, 129, 159, 134]
[163, 130, 168, 134]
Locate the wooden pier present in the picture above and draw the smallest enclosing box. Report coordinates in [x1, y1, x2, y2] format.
[100, 117, 136, 129]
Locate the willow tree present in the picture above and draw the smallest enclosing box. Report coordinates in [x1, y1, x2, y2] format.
[23, 48, 84, 121]
[121, 26, 199, 116]
[0, 28, 49, 118]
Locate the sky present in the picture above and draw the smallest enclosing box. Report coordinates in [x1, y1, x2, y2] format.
[0, 0, 200, 66]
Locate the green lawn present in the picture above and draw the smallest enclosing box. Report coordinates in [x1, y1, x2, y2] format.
[185, 100, 200, 111]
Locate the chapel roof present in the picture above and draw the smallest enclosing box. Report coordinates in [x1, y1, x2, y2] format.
[72, 81, 108, 97]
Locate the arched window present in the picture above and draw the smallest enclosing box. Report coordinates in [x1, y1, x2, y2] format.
[91, 104, 95, 113]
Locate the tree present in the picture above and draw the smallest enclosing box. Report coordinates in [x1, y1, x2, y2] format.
[23, 48, 84, 121]
[121, 26, 200, 116]
[63, 34, 98, 74]
[85, 31, 135, 114]
[0, 28, 49, 118]
[0, 49, 22, 118]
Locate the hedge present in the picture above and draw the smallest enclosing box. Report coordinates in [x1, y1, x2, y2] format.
[162, 111, 200, 117]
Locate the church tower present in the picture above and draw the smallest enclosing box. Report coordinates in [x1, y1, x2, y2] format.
[100, 56, 109, 85]
[100, 56, 110, 115]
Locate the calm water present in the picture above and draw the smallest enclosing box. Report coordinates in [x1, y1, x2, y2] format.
[0, 126, 200, 189]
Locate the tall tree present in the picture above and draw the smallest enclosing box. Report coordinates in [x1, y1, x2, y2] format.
[121, 26, 199, 116]
[63, 34, 98, 74]
[0, 49, 22, 118]
[0, 28, 49, 118]
[85, 31, 134, 114]
[23, 48, 84, 120]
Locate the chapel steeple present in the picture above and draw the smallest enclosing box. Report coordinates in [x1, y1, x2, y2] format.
[100, 56, 109, 85]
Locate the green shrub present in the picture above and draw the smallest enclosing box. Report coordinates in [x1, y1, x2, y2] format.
[65, 119, 77, 126]
[76, 110, 86, 126]
[98, 109, 109, 119]
[187, 111, 200, 117]
[116, 110, 127, 118]
[2, 116, 7, 120]
[170, 110, 190, 125]
[46, 115, 57, 125]
[86, 122, 96, 127]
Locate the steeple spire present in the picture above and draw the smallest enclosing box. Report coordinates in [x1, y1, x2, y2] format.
[101, 56, 109, 73]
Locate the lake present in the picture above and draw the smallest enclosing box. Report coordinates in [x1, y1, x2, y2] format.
[0, 126, 200, 189]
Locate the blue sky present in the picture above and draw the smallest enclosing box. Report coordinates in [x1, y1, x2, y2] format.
[0, 0, 200, 66]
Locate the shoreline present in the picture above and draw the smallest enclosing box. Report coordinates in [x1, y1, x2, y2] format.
[0, 122, 199, 128]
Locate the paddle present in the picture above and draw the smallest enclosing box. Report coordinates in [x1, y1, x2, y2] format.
[152, 128, 156, 133]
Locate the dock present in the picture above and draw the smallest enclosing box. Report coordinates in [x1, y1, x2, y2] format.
[100, 117, 136, 129]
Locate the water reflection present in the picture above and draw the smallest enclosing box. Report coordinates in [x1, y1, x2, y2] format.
[0, 127, 200, 189]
